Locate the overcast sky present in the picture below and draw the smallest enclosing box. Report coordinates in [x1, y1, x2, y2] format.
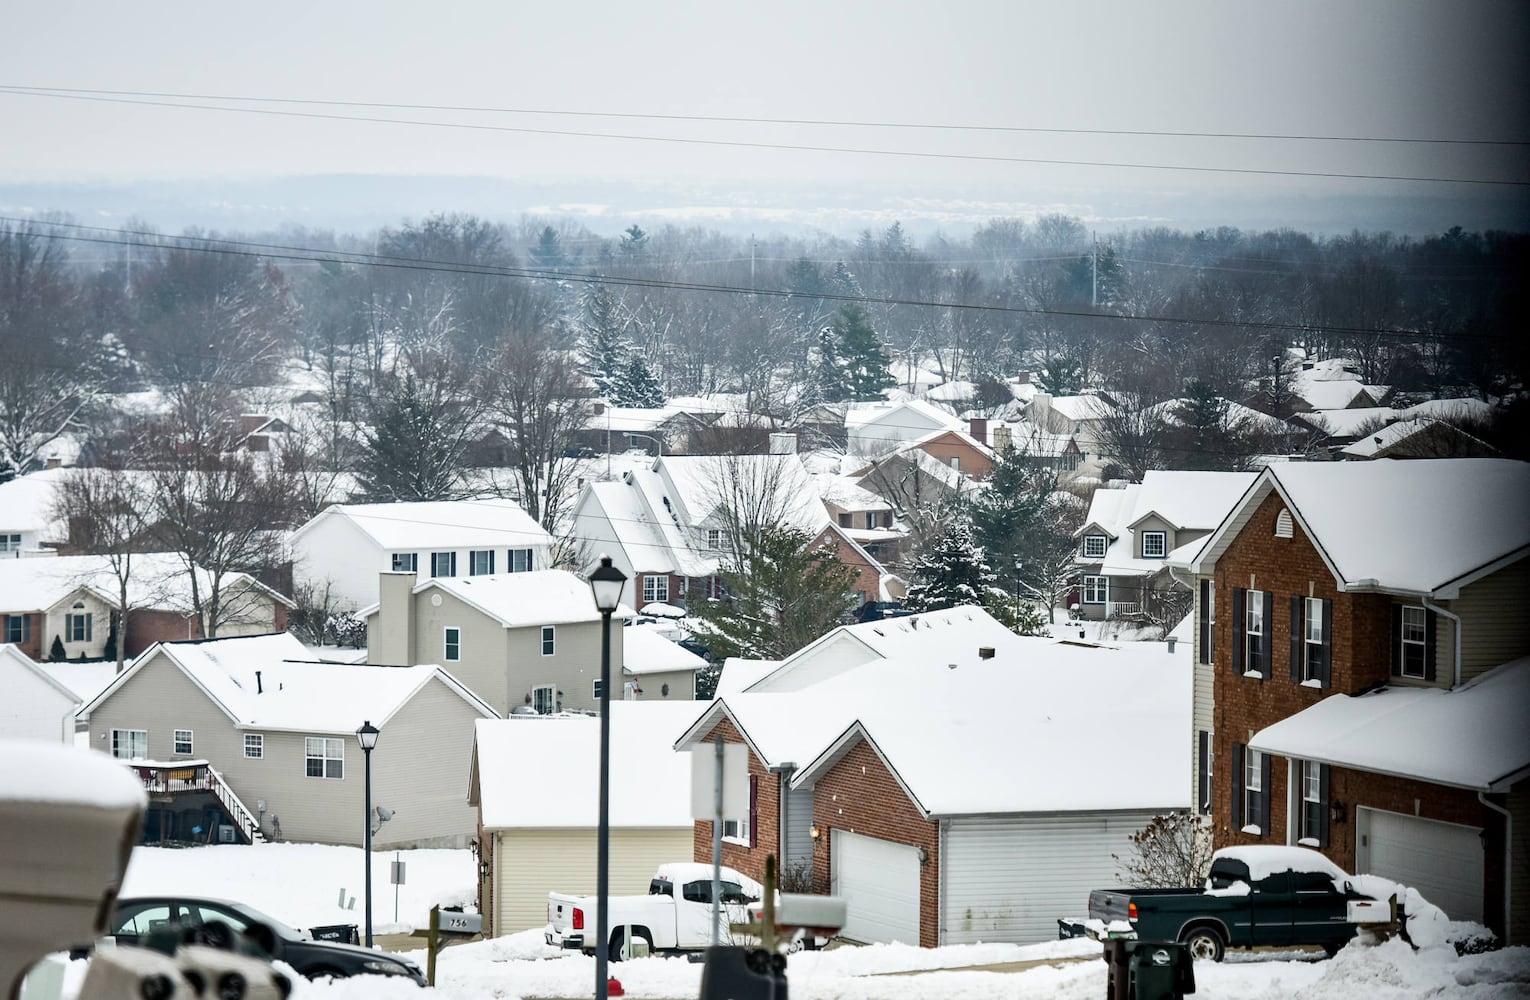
[3, 1, 1526, 233]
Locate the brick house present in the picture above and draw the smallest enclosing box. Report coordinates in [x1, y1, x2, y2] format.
[674, 608, 1188, 947]
[1185, 458, 1530, 942]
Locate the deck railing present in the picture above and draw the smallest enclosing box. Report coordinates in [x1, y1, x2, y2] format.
[126, 759, 264, 844]
[1107, 600, 1143, 618]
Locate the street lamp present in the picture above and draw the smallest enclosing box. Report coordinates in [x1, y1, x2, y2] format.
[588, 556, 628, 1000]
[356, 720, 380, 948]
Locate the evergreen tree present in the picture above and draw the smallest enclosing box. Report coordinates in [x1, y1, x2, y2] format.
[902, 516, 997, 613]
[528, 226, 567, 271]
[830, 304, 895, 401]
[579, 285, 629, 397]
[611, 351, 665, 408]
[968, 447, 1084, 620]
[827, 261, 862, 297]
[1035, 354, 1085, 396]
[811, 325, 849, 404]
[49, 635, 67, 662]
[619, 224, 649, 256]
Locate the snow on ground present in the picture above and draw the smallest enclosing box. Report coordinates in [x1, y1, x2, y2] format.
[57, 841, 1530, 999]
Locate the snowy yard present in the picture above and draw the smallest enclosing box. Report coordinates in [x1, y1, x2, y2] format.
[43, 843, 1530, 999]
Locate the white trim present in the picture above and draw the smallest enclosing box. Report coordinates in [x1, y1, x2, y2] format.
[244, 733, 264, 759]
[444, 625, 462, 662]
[541, 625, 555, 657]
[173, 728, 194, 756]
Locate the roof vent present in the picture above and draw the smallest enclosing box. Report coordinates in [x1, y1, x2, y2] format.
[978, 647, 995, 660]
[1275, 508, 1294, 539]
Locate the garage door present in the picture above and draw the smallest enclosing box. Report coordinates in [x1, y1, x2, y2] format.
[1356, 808, 1484, 923]
[830, 830, 920, 944]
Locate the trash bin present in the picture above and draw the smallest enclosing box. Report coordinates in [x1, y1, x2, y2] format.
[1126, 940, 1195, 1000]
[308, 924, 360, 945]
[1101, 937, 1132, 1000]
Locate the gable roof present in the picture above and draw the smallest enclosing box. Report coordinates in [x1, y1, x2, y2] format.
[1338, 418, 1495, 459]
[81, 631, 495, 732]
[579, 478, 692, 576]
[0, 643, 84, 705]
[1250, 656, 1530, 791]
[1124, 471, 1260, 532]
[289, 499, 552, 551]
[0, 552, 294, 615]
[471, 703, 698, 828]
[366, 571, 607, 627]
[621, 623, 707, 676]
[1190, 459, 1530, 597]
[0, 468, 75, 539]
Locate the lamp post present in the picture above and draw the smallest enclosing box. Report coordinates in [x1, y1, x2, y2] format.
[356, 720, 380, 948]
[588, 556, 628, 1000]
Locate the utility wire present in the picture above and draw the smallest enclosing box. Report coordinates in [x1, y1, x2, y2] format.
[0, 88, 1522, 187]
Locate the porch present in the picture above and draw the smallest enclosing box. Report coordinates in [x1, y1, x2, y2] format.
[124, 759, 266, 846]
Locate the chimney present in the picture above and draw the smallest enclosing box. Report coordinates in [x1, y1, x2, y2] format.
[978, 646, 995, 660]
[992, 424, 1012, 453]
[374, 570, 418, 665]
[1167, 637, 1178, 654]
[968, 418, 988, 445]
[255, 670, 263, 694]
[1016, 371, 1031, 385]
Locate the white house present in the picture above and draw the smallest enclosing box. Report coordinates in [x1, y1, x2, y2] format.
[844, 399, 964, 460]
[288, 500, 556, 612]
[0, 469, 73, 557]
[0, 644, 83, 742]
[468, 702, 700, 936]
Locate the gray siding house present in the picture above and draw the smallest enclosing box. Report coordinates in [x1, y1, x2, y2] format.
[362, 571, 700, 716]
[79, 631, 495, 849]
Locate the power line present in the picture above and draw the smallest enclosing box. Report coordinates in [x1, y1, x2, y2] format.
[0, 88, 1522, 187]
[3, 84, 1524, 147]
[1, 217, 1489, 343]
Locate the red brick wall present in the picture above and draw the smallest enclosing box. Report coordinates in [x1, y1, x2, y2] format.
[691, 719, 780, 890]
[916, 433, 993, 479]
[811, 528, 879, 606]
[126, 610, 202, 657]
[811, 739, 940, 948]
[6, 612, 43, 660]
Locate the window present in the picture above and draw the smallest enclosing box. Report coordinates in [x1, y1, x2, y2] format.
[3, 614, 29, 644]
[430, 551, 457, 578]
[1399, 605, 1427, 678]
[541, 626, 555, 656]
[532, 685, 555, 714]
[1197, 731, 1212, 815]
[1197, 580, 1214, 665]
[304, 737, 344, 779]
[643, 574, 669, 604]
[1082, 534, 1107, 559]
[723, 774, 758, 846]
[508, 548, 533, 573]
[1140, 531, 1166, 558]
[1300, 761, 1328, 846]
[1245, 597, 1264, 674]
[469, 550, 495, 576]
[722, 816, 751, 843]
[244, 734, 264, 759]
[1082, 575, 1108, 604]
[111, 728, 148, 760]
[0, 533, 21, 554]
[174, 729, 193, 756]
[1233, 589, 1272, 678]
[391, 552, 418, 572]
[838, 513, 853, 528]
[1242, 747, 1265, 833]
[592, 678, 603, 700]
[68, 604, 93, 642]
[1295, 596, 1330, 685]
[707, 528, 726, 550]
[444, 627, 461, 662]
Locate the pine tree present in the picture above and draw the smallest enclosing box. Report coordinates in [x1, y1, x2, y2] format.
[579, 285, 628, 397]
[902, 516, 997, 613]
[612, 352, 665, 408]
[831, 304, 895, 401]
[811, 325, 849, 404]
[619, 224, 649, 256]
[528, 226, 566, 271]
[49, 635, 67, 662]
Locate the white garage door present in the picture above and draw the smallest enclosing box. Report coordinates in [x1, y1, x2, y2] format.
[1356, 808, 1484, 923]
[831, 830, 920, 945]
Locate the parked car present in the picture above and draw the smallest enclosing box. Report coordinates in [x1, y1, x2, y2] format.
[108, 896, 428, 985]
[547, 863, 761, 960]
[1068, 845, 1400, 962]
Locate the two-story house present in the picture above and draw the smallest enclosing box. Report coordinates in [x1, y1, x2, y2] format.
[569, 454, 829, 611]
[1073, 471, 1255, 621]
[1185, 458, 1530, 943]
[361, 570, 701, 716]
[288, 499, 555, 612]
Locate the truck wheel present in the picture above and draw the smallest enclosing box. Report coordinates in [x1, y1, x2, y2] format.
[608, 929, 653, 962]
[1182, 926, 1226, 962]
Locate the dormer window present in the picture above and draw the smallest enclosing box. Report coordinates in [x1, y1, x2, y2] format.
[1141, 532, 1166, 558]
[1082, 534, 1107, 559]
[1275, 509, 1294, 539]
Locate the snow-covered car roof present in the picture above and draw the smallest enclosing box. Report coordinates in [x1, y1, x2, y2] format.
[1211, 845, 1348, 882]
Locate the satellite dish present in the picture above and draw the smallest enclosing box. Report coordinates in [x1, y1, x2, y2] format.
[375, 806, 395, 823]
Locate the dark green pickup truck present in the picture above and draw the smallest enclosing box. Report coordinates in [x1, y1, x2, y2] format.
[1073, 846, 1398, 961]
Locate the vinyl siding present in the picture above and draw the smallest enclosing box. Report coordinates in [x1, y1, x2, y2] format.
[369, 678, 488, 849]
[491, 827, 693, 937]
[291, 514, 385, 612]
[625, 668, 696, 702]
[783, 783, 815, 879]
[941, 811, 1160, 945]
[1, 658, 79, 742]
[413, 590, 513, 713]
[1193, 660, 1214, 812]
[1449, 561, 1530, 684]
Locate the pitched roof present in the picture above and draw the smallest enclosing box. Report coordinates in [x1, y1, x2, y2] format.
[0, 552, 293, 615]
[621, 623, 707, 676]
[290, 499, 551, 551]
[0, 468, 75, 538]
[81, 631, 495, 732]
[404, 571, 606, 627]
[0, 643, 85, 705]
[1250, 657, 1530, 791]
[1125, 471, 1260, 532]
[471, 703, 699, 828]
[1191, 459, 1530, 596]
[1338, 417, 1495, 459]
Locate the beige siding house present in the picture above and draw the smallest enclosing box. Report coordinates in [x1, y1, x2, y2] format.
[362, 571, 701, 716]
[467, 703, 699, 937]
[80, 631, 495, 849]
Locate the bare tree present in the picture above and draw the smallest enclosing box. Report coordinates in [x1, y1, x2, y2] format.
[1114, 812, 1215, 888]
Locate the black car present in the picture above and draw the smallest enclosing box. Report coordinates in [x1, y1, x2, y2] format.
[108, 896, 428, 986]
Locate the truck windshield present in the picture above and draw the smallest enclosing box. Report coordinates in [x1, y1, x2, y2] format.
[1207, 859, 1252, 890]
[649, 880, 673, 896]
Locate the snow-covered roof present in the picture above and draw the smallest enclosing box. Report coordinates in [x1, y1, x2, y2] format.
[713, 657, 780, 696]
[401, 571, 605, 628]
[844, 399, 962, 432]
[1, 643, 85, 705]
[1149, 398, 1294, 436]
[1335, 417, 1495, 459]
[33, 659, 118, 703]
[0, 552, 292, 614]
[815, 474, 893, 513]
[1250, 657, 1530, 791]
[1298, 398, 1492, 440]
[1191, 459, 1530, 597]
[1294, 379, 1373, 412]
[1075, 484, 1137, 541]
[1040, 394, 1107, 422]
[81, 632, 495, 732]
[291, 499, 552, 551]
[0, 468, 76, 538]
[583, 479, 688, 576]
[622, 623, 707, 676]
[471, 703, 699, 829]
[680, 633, 1189, 815]
[1126, 471, 1260, 532]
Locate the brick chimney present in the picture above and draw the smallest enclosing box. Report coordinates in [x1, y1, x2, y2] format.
[968, 418, 989, 445]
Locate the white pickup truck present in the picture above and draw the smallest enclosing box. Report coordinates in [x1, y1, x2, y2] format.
[546, 863, 762, 960]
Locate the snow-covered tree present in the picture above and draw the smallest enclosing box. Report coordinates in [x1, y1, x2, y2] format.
[610, 351, 666, 408]
[902, 516, 997, 613]
[831, 304, 896, 401]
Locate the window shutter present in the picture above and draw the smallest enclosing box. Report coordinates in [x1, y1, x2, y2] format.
[1198, 581, 1212, 665]
[1231, 589, 1245, 674]
[1320, 599, 1333, 687]
[1260, 592, 1275, 679]
[1289, 595, 1303, 683]
[748, 774, 759, 849]
[1259, 751, 1273, 835]
[1230, 742, 1244, 829]
[1197, 731, 1210, 814]
[1317, 763, 1331, 849]
[1424, 610, 1438, 682]
[1390, 605, 1402, 675]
